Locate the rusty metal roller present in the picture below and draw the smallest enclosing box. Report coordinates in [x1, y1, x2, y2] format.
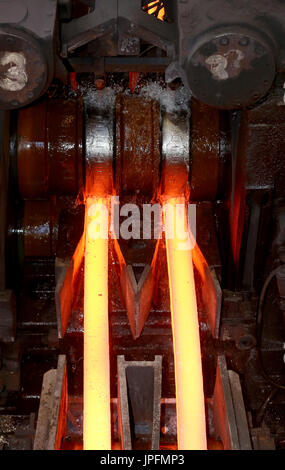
[17, 98, 83, 199]
[115, 95, 161, 199]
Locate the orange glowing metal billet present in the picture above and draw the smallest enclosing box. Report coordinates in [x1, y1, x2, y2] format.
[163, 197, 207, 450]
[146, 1, 165, 20]
[83, 197, 111, 450]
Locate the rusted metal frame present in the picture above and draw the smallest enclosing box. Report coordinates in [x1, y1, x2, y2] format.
[55, 233, 85, 339]
[117, 355, 162, 450]
[192, 242, 222, 339]
[61, 0, 117, 55]
[242, 191, 263, 290]
[34, 355, 68, 450]
[114, 236, 161, 339]
[117, 9, 175, 57]
[190, 98, 220, 201]
[229, 101, 276, 289]
[62, 0, 176, 57]
[69, 56, 172, 73]
[212, 355, 252, 450]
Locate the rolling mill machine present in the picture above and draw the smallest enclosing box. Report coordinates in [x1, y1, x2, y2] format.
[0, 0, 285, 451]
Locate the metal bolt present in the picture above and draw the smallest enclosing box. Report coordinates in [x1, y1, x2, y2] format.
[27, 91, 34, 99]
[11, 100, 19, 107]
[236, 334, 256, 350]
[239, 37, 249, 46]
[219, 36, 230, 46]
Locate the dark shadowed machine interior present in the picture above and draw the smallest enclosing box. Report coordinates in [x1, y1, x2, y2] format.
[0, 0, 285, 451]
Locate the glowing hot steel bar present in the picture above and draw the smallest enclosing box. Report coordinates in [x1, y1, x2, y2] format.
[84, 197, 111, 450]
[163, 197, 207, 450]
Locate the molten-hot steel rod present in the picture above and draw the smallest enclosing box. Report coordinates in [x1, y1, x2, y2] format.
[163, 197, 207, 450]
[84, 197, 111, 450]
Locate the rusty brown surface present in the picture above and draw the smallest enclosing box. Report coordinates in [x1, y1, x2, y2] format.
[190, 98, 220, 201]
[115, 94, 161, 199]
[161, 162, 189, 198]
[17, 98, 83, 199]
[17, 99, 47, 198]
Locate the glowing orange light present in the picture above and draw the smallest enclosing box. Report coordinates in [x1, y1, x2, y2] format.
[163, 197, 207, 450]
[84, 197, 111, 450]
[145, 1, 165, 21]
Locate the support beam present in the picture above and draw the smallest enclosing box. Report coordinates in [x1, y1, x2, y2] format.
[213, 356, 252, 450]
[117, 356, 162, 450]
[34, 355, 67, 450]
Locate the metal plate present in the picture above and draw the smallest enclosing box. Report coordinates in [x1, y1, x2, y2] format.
[0, 28, 47, 109]
[186, 28, 276, 109]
